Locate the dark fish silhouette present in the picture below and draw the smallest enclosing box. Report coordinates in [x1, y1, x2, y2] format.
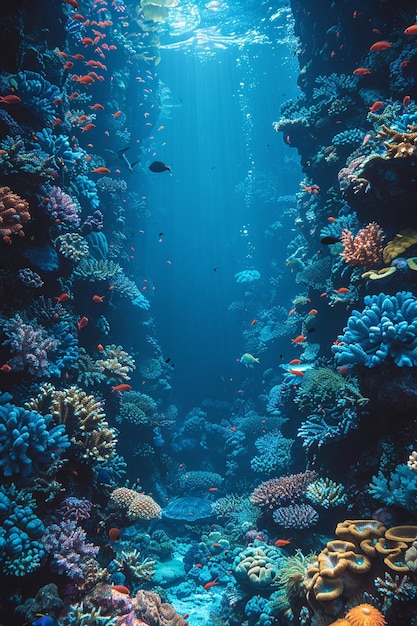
[320, 236, 341, 245]
[149, 161, 172, 174]
[104, 147, 140, 173]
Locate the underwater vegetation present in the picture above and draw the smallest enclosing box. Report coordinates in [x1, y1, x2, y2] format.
[0, 0, 417, 626]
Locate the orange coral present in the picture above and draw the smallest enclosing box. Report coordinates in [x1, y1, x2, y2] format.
[344, 604, 386, 626]
[0, 186, 30, 238]
[340, 222, 384, 268]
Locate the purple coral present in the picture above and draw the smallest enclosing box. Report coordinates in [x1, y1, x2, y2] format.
[42, 519, 99, 582]
[2, 314, 58, 376]
[250, 470, 317, 511]
[45, 186, 80, 226]
[273, 504, 319, 529]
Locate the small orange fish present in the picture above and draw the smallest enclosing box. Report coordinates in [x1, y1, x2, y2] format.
[292, 334, 306, 344]
[327, 216, 336, 223]
[251, 319, 257, 326]
[334, 287, 350, 294]
[64, 0, 79, 8]
[90, 103, 105, 110]
[338, 366, 349, 374]
[68, 92, 80, 99]
[2, 235, 12, 245]
[230, 427, 237, 432]
[71, 13, 85, 21]
[289, 369, 304, 376]
[0, 94, 22, 104]
[274, 538, 291, 547]
[320, 292, 328, 297]
[77, 76, 95, 85]
[92, 295, 105, 302]
[97, 344, 104, 351]
[195, 563, 203, 568]
[203, 579, 218, 590]
[308, 309, 318, 315]
[63, 61, 74, 70]
[0, 364, 12, 372]
[403, 95, 411, 108]
[289, 359, 301, 365]
[112, 585, 130, 595]
[82, 123, 96, 132]
[91, 167, 110, 174]
[72, 54, 85, 60]
[208, 487, 218, 492]
[369, 41, 392, 51]
[55, 293, 71, 302]
[404, 25, 417, 35]
[77, 316, 89, 330]
[353, 67, 371, 75]
[112, 384, 132, 392]
[288, 307, 296, 316]
[113, 110, 122, 118]
[369, 100, 383, 112]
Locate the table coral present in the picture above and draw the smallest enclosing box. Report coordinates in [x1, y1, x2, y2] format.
[109, 487, 161, 521]
[0, 185, 30, 238]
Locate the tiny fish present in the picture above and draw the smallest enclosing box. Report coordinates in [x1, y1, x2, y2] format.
[0, 94, 22, 104]
[274, 538, 291, 547]
[91, 167, 110, 174]
[77, 316, 88, 330]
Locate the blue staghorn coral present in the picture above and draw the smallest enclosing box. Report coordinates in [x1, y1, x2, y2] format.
[369, 463, 417, 513]
[0, 488, 45, 575]
[333, 291, 417, 368]
[0, 392, 69, 477]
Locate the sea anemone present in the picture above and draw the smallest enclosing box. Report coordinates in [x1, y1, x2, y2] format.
[344, 604, 386, 626]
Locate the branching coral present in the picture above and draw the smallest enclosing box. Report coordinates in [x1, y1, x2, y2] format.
[44, 186, 80, 226]
[378, 123, 417, 158]
[295, 368, 368, 409]
[28, 384, 117, 464]
[0, 186, 30, 238]
[340, 222, 384, 268]
[2, 314, 59, 376]
[95, 344, 136, 383]
[109, 487, 161, 520]
[114, 549, 156, 582]
[0, 394, 69, 477]
[333, 291, 417, 368]
[250, 471, 316, 511]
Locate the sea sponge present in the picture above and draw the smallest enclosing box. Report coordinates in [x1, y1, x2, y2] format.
[382, 228, 417, 264]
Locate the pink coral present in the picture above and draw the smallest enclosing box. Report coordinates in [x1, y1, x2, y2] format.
[340, 222, 384, 268]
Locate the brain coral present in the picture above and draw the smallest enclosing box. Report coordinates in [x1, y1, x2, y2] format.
[109, 487, 161, 521]
[333, 291, 417, 368]
[233, 544, 285, 590]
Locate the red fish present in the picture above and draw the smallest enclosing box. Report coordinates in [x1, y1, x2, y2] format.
[90, 103, 105, 110]
[369, 100, 383, 112]
[0, 364, 12, 372]
[82, 123, 96, 132]
[55, 293, 71, 302]
[113, 110, 122, 118]
[92, 294, 105, 302]
[112, 384, 132, 392]
[81, 37, 94, 46]
[334, 287, 350, 294]
[77, 316, 89, 330]
[112, 585, 130, 595]
[289, 359, 301, 365]
[369, 41, 392, 51]
[72, 54, 85, 60]
[404, 25, 417, 35]
[274, 538, 291, 547]
[203, 579, 218, 590]
[403, 95, 411, 108]
[0, 94, 21, 104]
[353, 67, 371, 75]
[76, 76, 95, 85]
[208, 487, 218, 492]
[308, 309, 318, 315]
[289, 369, 304, 376]
[64, 0, 79, 7]
[71, 13, 85, 20]
[292, 334, 306, 344]
[327, 216, 336, 223]
[97, 344, 104, 351]
[91, 167, 110, 174]
[250, 319, 257, 326]
[63, 61, 74, 70]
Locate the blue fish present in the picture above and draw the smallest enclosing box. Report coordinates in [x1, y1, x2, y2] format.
[28, 615, 60, 626]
